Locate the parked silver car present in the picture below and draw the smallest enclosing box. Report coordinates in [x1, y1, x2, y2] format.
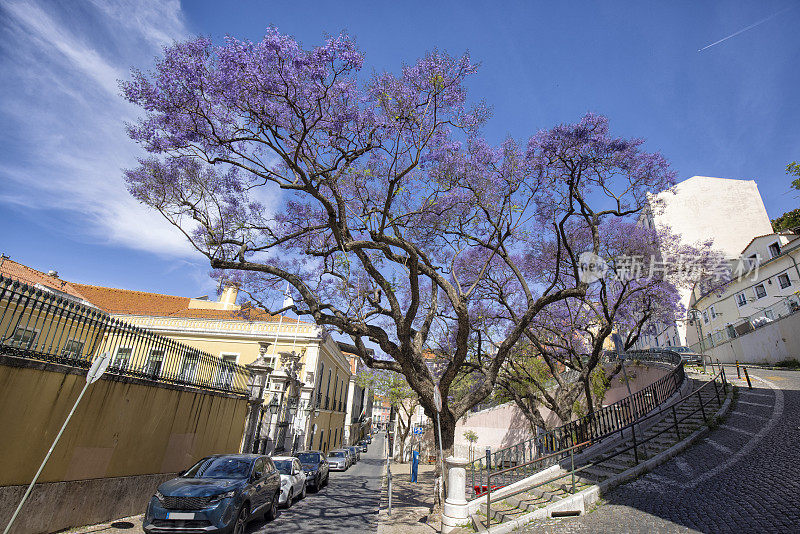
[327, 449, 349, 471]
[669, 346, 703, 365]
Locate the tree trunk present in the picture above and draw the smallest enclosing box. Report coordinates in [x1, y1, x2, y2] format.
[429, 408, 456, 510]
[583, 376, 595, 415]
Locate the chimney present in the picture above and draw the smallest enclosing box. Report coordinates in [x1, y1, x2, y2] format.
[48, 270, 59, 278]
[219, 283, 239, 309]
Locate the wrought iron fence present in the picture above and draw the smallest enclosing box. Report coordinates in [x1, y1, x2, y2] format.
[483, 367, 727, 529]
[0, 275, 251, 396]
[467, 350, 684, 498]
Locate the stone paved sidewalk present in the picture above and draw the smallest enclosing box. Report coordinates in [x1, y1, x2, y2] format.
[376, 461, 440, 534]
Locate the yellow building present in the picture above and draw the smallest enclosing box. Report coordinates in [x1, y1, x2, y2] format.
[69, 280, 352, 454]
[0, 257, 355, 452]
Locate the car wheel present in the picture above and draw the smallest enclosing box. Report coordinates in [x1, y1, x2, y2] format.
[324, 473, 329, 487]
[233, 504, 248, 534]
[285, 488, 293, 509]
[265, 491, 279, 521]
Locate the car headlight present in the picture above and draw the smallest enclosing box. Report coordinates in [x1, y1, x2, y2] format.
[154, 490, 165, 503]
[208, 490, 236, 503]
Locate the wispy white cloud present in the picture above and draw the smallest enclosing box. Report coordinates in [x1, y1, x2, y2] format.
[0, 0, 197, 258]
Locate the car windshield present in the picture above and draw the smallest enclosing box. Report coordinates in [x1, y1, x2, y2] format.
[183, 457, 252, 479]
[297, 453, 320, 464]
[273, 460, 292, 475]
[329, 452, 345, 458]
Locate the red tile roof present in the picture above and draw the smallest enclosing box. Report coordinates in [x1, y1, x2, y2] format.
[1, 257, 298, 324]
[71, 283, 297, 323]
[0, 258, 90, 301]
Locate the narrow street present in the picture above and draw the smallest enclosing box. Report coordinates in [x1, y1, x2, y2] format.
[247, 434, 386, 533]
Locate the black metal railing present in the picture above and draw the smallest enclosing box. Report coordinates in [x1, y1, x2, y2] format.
[468, 350, 685, 498]
[0, 275, 251, 396]
[482, 367, 728, 528]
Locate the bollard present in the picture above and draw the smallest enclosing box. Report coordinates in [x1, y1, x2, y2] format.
[736, 360, 741, 378]
[743, 367, 753, 389]
[442, 457, 470, 533]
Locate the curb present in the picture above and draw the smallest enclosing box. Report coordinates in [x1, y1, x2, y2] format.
[471, 384, 734, 534]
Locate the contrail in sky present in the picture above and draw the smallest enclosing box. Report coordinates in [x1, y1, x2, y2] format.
[698, 5, 794, 52]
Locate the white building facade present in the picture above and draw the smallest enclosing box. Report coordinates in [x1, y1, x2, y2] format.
[686, 232, 800, 363]
[633, 176, 774, 349]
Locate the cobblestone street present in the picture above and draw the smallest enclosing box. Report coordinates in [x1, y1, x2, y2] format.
[520, 367, 800, 533]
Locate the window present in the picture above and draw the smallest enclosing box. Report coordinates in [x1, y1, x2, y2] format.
[748, 254, 759, 269]
[10, 327, 37, 349]
[216, 353, 238, 388]
[754, 284, 767, 299]
[146, 349, 164, 378]
[779, 273, 792, 289]
[180, 351, 199, 382]
[114, 347, 132, 370]
[709, 306, 717, 320]
[62, 339, 84, 359]
[736, 292, 747, 307]
[702, 310, 709, 324]
[253, 458, 265, 480]
[769, 242, 781, 258]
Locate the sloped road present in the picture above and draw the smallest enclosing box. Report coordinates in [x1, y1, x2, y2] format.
[247, 435, 386, 534]
[520, 367, 800, 533]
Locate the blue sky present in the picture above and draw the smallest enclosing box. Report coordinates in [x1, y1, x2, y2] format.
[0, 0, 798, 302]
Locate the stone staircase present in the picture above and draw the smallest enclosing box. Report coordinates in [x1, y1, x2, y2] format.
[459, 373, 728, 533]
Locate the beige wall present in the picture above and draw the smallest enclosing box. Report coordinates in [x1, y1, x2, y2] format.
[0, 358, 248, 486]
[704, 311, 800, 364]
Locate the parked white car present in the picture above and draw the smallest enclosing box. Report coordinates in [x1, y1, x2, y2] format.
[272, 456, 307, 508]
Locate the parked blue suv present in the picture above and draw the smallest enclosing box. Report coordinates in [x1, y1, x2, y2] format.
[143, 454, 281, 534]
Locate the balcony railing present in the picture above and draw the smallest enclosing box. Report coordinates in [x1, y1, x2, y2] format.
[688, 294, 800, 353]
[0, 275, 251, 396]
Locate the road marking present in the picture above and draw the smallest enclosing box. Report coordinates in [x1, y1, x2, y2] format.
[740, 391, 772, 398]
[764, 376, 786, 380]
[730, 410, 767, 420]
[674, 457, 693, 478]
[720, 424, 752, 435]
[705, 439, 732, 454]
[737, 400, 772, 408]
[680, 376, 783, 489]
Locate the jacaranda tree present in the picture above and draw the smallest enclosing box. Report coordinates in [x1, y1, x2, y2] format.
[121, 29, 677, 463]
[496, 220, 709, 431]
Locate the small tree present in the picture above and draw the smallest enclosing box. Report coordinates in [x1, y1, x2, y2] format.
[463, 429, 478, 462]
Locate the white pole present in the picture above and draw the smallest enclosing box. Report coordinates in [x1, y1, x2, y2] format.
[4, 380, 91, 534]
